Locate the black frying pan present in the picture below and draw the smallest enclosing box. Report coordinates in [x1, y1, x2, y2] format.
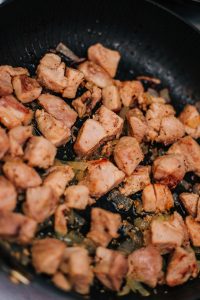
[0, 0, 200, 299]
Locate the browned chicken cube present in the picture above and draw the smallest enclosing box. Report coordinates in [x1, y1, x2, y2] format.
[119, 165, 151, 196]
[0, 69, 13, 96]
[81, 159, 125, 198]
[179, 104, 200, 139]
[0, 176, 17, 212]
[128, 245, 163, 288]
[38, 93, 77, 129]
[166, 247, 198, 287]
[153, 154, 186, 188]
[74, 119, 107, 157]
[87, 207, 121, 247]
[0, 95, 33, 129]
[119, 80, 144, 107]
[94, 247, 128, 291]
[142, 183, 174, 212]
[62, 67, 84, 98]
[0, 127, 9, 159]
[88, 43, 120, 77]
[54, 203, 68, 236]
[114, 136, 144, 176]
[52, 272, 71, 292]
[32, 238, 65, 274]
[24, 136, 56, 169]
[102, 85, 121, 112]
[8, 125, 32, 157]
[0, 65, 29, 77]
[179, 193, 199, 217]
[78, 61, 113, 88]
[126, 108, 147, 143]
[13, 75, 42, 103]
[185, 216, 200, 247]
[3, 161, 42, 189]
[24, 186, 59, 223]
[37, 53, 67, 93]
[65, 185, 93, 210]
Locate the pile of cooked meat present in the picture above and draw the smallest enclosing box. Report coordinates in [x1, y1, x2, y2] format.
[0, 42, 200, 296]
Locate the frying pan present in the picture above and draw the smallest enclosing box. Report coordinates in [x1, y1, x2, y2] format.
[0, 0, 200, 299]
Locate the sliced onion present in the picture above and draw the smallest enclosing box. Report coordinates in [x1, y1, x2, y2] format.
[56, 43, 85, 63]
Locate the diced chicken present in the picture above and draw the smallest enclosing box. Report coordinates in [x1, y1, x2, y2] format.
[138, 92, 166, 111]
[114, 136, 144, 176]
[23, 186, 58, 223]
[166, 247, 198, 287]
[94, 105, 124, 139]
[179, 104, 200, 139]
[78, 61, 112, 88]
[185, 216, 200, 247]
[88, 43, 120, 77]
[102, 85, 121, 112]
[128, 245, 163, 288]
[119, 80, 144, 107]
[168, 136, 200, 176]
[74, 119, 107, 157]
[119, 165, 151, 196]
[94, 247, 128, 291]
[38, 93, 77, 129]
[32, 238, 65, 275]
[24, 136, 56, 169]
[3, 161, 42, 189]
[37, 53, 67, 93]
[87, 207, 121, 247]
[126, 108, 147, 143]
[62, 67, 84, 98]
[8, 125, 32, 157]
[0, 69, 13, 96]
[13, 75, 42, 103]
[179, 193, 199, 217]
[152, 154, 186, 188]
[54, 203, 68, 236]
[0, 95, 33, 129]
[150, 212, 189, 253]
[52, 272, 71, 291]
[0, 127, 9, 159]
[0, 65, 28, 77]
[142, 183, 174, 212]
[65, 185, 93, 210]
[44, 165, 74, 197]
[81, 159, 125, 198]
[35, 109, 70, 146]
[0, 211, 37, 244]
[0, 176, 17, 212]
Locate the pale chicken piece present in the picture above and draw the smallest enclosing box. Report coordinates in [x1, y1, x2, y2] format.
[62, 67, 84, 98]
[142, 183, 174, 212]
[87, 208, 121, 247]
[44, 165, 74, 197]
[119, 80, 144, 107]
[0, 65, 29, 76]
[150, 212, 189, 253]
[0, 127, 9, 159]
[114, 136, 144, 176]
[81, 159, 125, 198]
[60, 247, 93, 294]
[78, 61, 113, 88]
[0, 211, 37, 244]
[38, 93, 77, 128]
[185, 216, 200, 247]
[179, 193, 199, 217]
[168, 136, 200, 176]
[3, 161, 42, 189]
[0, 95, 33, 129]
[88, 43, 120, 77]
[102, 85, 121, 112]
[128, 245, 163, 288]
[32, 238, 65, 275]
[166, 247, 198, 287]
[37, 53, 67, 93]
[179, 104, 200, 139]
[74, 119, 107, 157]
[0, 176, 17, 212]
[52, 272, 71, 291]
[94, 247, 128, 291]
[35, 109, 70, 146]
[152, 154, 186, 188]
[65, 185, 93, 210]
[8, 125, 32, 157]
[119, 165, 151, 196]
[54, 203, 68, 236]
[13, 75, 42, 103]
[94, 105, 124, 139]
[126, 108, 147, 143]
[0, 69, 13, 96]
[24, 136, 56, 169]
[23, 186, 59, 223]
